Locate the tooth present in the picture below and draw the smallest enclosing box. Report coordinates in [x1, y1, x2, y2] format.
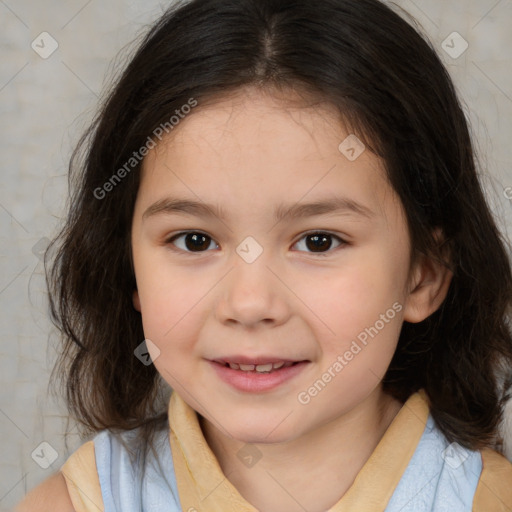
[229, 363, 240, 370]
[283, 362, 294, 368]
[255, 363, 273, 372]
[239, 364, 255, 371]
[272, 362, 284, 369]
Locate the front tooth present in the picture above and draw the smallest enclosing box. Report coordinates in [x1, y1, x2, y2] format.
[255, 363, 273, 372]
[239, 364, 255, 371]
[229, 362, 240, 370]
[272, 362, 284, 369]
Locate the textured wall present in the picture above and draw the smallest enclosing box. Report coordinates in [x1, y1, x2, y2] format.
[1, 0, 511, 509]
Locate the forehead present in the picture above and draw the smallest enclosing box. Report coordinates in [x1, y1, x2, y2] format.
[138, 86, 395, 222]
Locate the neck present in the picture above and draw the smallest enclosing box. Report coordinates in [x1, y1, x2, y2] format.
[200, 387, 403, 512]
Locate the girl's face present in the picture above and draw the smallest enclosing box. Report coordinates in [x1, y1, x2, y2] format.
[131, 87, 421, 443]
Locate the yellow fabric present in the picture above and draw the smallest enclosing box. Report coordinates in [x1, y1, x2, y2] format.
[60, 440, 104, 512]
[59, 389, 512, 512]
[472, 448, 512, 511]
[168, 390, 430, 511]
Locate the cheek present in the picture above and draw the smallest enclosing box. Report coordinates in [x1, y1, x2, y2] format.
[136, 260, 204, 347]
[296, 251, 406, 371]
[304, 261, 403, 332]
[138, 277, 203, 386]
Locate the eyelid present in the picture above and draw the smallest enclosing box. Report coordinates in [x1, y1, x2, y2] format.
[165, 230, 348, 255]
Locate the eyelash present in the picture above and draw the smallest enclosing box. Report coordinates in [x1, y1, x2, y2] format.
[164, 230, 347, 256]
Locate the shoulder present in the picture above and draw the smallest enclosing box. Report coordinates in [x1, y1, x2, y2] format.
[473, 448, 512, 511]
[60, 440, 104, 512]
[16, 439, 104, 512]
[15, 471, 75, 512]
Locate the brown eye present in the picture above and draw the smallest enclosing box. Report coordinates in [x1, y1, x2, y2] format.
[167, 232, 218, 252]
[293, 232, 345, 254]
[306, 233, 332, 252]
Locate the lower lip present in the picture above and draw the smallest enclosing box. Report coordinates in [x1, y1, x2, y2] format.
[208, 361, 309, 392]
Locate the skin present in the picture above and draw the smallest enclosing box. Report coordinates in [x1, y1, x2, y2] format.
[131, 85, 452, 512]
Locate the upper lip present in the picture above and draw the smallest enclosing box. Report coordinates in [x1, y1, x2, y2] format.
[211, 355, 307, 365]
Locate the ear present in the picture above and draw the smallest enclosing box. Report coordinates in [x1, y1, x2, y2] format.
[403, 231, 453, 323]
[133, 290, 141, 312]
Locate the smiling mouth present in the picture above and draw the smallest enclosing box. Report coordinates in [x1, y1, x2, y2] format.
[213, 360, 304, 374]
[209, 358, 310, 392]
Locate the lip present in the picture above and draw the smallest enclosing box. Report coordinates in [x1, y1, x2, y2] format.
[212, 355, 301, 365]
[208, 359, 310, 393]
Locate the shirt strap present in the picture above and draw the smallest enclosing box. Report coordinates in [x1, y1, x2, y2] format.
[472, 448, 512, 511]
[60, 440, 104, 512]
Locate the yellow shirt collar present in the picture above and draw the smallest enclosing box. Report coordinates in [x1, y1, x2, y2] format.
[168, 390, 430, 511]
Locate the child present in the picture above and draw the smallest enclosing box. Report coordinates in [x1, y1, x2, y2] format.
[17, 0, 512, 510]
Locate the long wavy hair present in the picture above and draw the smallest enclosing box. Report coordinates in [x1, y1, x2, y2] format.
[47, 0, 512, 455]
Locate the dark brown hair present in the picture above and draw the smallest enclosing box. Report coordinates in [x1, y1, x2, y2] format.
[47, 0, 512, 454]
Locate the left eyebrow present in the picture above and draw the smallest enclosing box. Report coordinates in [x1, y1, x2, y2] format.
[142, 195, 376, 222]
[274, 196, 375, 222]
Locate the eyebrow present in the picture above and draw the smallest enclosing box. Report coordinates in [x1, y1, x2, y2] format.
[142, 195, 375, 223]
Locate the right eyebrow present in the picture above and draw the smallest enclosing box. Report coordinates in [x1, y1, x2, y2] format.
[142, 198, 226, 222]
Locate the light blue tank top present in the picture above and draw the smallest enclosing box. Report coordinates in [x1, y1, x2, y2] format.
[94, 423, 182, 511]
[93, 413, 482, 511]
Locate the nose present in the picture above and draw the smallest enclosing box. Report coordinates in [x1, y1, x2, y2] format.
[215, 253, 291, 328]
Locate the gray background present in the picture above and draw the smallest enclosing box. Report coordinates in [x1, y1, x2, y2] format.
[1, 0, 512, 509]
